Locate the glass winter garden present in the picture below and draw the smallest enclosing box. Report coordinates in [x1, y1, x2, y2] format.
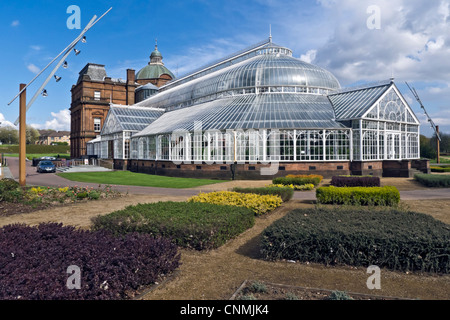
[87, 38, 421, 178]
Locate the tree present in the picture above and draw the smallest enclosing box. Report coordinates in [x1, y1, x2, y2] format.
[0, 127, 19, 145]
[26, 125, 40, 144]
[420, 134, 436, 159]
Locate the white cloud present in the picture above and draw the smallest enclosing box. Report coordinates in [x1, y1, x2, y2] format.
[299, 50, 317, 64]
[311, 0, 450, 85]
[27, 63, 40, 74]
[0, 113, 17, 129]
[11, 20, 19, 27]
[30, 45, 42, 51]
[31, 109, 70, 131]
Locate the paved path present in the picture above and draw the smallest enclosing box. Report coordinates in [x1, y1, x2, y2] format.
[3, 157, 450, 200]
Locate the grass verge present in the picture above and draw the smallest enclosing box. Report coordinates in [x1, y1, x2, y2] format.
[57, 170, 224, 188]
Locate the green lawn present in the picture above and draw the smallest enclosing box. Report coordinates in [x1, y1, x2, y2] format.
[5, 153, 71, 160]
[57, 171, 226, 189]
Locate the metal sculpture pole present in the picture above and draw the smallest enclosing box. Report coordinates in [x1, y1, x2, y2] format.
[8, 7, 112, 187]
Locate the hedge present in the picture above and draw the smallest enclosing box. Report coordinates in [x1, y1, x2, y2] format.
[260, 207, 450, 273]
[331, 176, 380, 187]
[232, 186, 294, 202]
[414, 174, 450, 187]
[285, 174, 323, 182]
[91, 201, 255, 251]
[273, 176, 321, 187]
[0, 223, 180, 300]
[316, 186, 400, 206]
[430, 166, 450, 173]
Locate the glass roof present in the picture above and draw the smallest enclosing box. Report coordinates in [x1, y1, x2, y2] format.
[328, 81, 391, 120]
[101, 105, 165, 135]
[135, 43, 340, 112]
[134, 93, 345, 137]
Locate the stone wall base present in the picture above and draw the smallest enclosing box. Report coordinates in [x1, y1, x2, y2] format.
[114, 159, 430, 180]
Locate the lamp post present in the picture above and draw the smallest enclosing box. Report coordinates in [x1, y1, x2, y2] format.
[7, 7, 111, 187]
[19, 84, 26, 186]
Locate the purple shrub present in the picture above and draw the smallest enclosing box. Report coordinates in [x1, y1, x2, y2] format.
[331, 176, 380, 187]
[0, 223, 180, 300]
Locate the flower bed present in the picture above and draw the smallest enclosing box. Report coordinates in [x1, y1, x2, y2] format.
[261, 207, 450, 274]
[232, 186, 294, 202]
[0, 223, 180, 300]
[331, 176, 380, 187]
[414, 174, 450, 187]
[316, 186, 400, 206]
[0, 178, 121, 210]
[267, 183, 315, 191]
[188, 191, 282, 216]
[92, 201, 255, 251]
[272, 176, 321, 187]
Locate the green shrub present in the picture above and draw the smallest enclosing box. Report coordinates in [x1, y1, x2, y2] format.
[430, 166, 450, 173]
[232, 186, 294, 202]
[91, 201, 255, 251]
[261, 207, 450, 273]
[316, 186, 400, 206]
[414, 174, 450, 187]
[0, 178, 23, 203]
[273, 176, 321, 187]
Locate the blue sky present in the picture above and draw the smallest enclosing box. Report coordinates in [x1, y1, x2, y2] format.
[1, 0, 449, 137]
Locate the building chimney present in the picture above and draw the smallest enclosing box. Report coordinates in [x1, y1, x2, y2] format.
[126, 69, 136, 105]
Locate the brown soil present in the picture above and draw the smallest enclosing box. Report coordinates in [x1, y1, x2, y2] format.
[0, 178, 449, 300]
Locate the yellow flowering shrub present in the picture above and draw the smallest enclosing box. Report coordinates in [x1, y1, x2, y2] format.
[267, 184, 315, 191]
[188, 191, 282, 216]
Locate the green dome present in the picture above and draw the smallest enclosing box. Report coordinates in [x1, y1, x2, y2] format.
[136, 44, 175, 80]
[150, 48, 162, 58]
[136, 64, 175, 80]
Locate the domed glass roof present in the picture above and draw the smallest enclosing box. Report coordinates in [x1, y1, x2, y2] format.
[136, 43, 340, 110]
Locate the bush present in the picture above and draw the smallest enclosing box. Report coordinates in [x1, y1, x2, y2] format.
[430, 166, 450, 173]
[0, 223, 180, 300]
[331, 176, 380, 187]
[0, 178, 23, 203]
[232, 186, 293, 202]
[188, 191, 282, 216]
[260, 207, 450, 273]
[414, 174, 450, 187]
[286, 174, 323, 182]
[92, 201, 255, 251]
[267, 183, 315, 191]
[273, 176, 321, 187]
[316, 186, 400, 206]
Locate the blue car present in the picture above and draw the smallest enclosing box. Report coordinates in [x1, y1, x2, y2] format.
[37, 160, 56, 173]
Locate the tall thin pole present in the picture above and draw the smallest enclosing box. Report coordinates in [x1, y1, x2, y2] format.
[19, 84, 26, 187]
[437, 125, 440, 164]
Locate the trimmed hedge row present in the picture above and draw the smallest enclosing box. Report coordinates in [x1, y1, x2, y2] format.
[92, 201, 255, 251]
[430, 166, 450, 173]
[273, 176, 321, 187]
[331, 176, 380, 187]
[232, 186, 294, 202]
[414, 174, 450, 187]
[260, 207, 450, 273]
[188, 191, 282, 216]
[316, 186, 400, 206]
[0, 223, 180, 300]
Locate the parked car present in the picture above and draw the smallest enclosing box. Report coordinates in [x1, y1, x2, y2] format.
[37, 160, 56, 173]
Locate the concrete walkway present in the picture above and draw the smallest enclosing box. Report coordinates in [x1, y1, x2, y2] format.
[3, 157, 450, 200]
